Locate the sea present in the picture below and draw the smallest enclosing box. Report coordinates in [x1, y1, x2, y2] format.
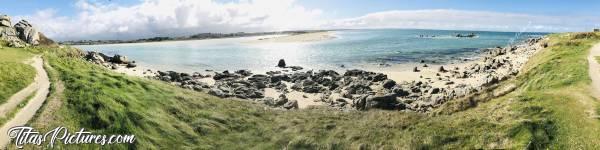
[75, 29, 547, 73]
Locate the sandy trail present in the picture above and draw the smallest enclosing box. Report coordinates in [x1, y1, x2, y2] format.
[0, 58, 40, 116]
[589, 43, 600, 99]
[587, 43, 600, 118]
[0, 56, 50, 148]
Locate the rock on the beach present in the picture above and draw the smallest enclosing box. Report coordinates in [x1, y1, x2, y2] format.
[439, 66, 447, 72]
[382, 79, 396, 89]
[413, 67, 420, 72]
[277, 59, 286, 68]
[126, 62, 137, 68]
[365, 94, 399, 110]
[208, 88, 228, 98]
[111, 54, 129, 64]
[275, 94, 289, 106]
[283, 100, 298, 109]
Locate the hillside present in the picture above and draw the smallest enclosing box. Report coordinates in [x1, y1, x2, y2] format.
[2, 32, 599, 149]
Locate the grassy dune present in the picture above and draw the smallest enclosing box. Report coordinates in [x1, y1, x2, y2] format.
[0, 41, 36, 104]
[9, 32, 600, 149]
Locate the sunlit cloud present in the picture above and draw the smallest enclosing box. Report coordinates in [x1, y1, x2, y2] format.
[15, 1, 600, 41]
[325, 9, 598, 32]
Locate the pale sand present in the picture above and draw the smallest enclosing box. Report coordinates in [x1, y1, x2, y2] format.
[587, 43, 600, 118]
[111, 64, 157, 77]
[264, 88, 325, 109]
[249, 31, 335, 43]
[589, 43, 600, 98]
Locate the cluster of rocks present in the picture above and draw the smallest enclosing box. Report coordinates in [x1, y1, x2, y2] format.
[84, 37, 546, 112]
[84, 51, 138, 69]
[0, 14, 41, 47]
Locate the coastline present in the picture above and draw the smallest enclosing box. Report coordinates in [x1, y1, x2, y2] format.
[90, 36, 547, 111]
[246, 31, 336, 43]
[64, 30, 334, 46]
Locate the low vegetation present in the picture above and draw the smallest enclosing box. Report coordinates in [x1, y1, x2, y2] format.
[0, 41, 36, 104]
[4, 32, 599, 149]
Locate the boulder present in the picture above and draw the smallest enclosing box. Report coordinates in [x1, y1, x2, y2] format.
[111, 54, 129, 64]
[85, 51, 105, 64]
[275, 94, 288, 106]
[439, 66, 447, 72]
[288, 66, 303, 71]
[392, 87, 410, 97]
[126, 62, 137, 68]
[382, 79, 396, 89]
[277, 59, 286, 68]
[413, 67, 420, 72]
[14, 20, 40, 45]
[208, 88, 229, 98]
[372, 73, 387, 82]
[0, 15, 11, 27]
[235, 69, 253, 76]
[365, 94, 399, 110]
[283, 100, 298, 109]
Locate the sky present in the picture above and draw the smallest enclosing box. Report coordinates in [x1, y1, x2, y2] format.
[1, 0, 599, 41]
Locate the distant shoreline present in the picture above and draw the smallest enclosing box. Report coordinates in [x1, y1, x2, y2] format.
[61, 30, 334, 46]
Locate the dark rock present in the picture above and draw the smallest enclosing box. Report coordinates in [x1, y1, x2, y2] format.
[275, 94, 288, 106]
[111, 54, 129, 64]
[277, 59, 286, 68]
[372, 73, 387, 82]
[392, 87, 410, 97]
[288, 66, 303, 71]
[235, 69, 253, 76]
[439, 66, 447, 72]
[208, 88, 228, 98]
[126, 62, 137, 68]
[283, 100, 298, 109]
[413, 67, 420, 72]
[430, 88, 440, 94]
[382, 79, 396, 89]
[365, 94, 399, 110]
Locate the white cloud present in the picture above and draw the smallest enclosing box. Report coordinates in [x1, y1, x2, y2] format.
[325, 9, 599, 32]
[19, 0, 324, 40]
[16, 2, 600, 41]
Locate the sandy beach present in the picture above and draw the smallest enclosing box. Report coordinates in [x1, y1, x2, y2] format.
[248, 31, 335, 43]
[94, 35, 546, 111]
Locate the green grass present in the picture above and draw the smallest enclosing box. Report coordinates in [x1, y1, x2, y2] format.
[0, 42, 36, 104]
[9, 32, 600, 149]
[0, 90, 36, 125]
[595, 56, 600, 64]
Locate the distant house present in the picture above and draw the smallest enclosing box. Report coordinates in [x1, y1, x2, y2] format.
[595, 29, 600, 32]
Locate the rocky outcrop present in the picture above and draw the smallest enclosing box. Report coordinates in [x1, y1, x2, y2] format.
[0, 15, 11, 27]
[14, 20, 39, 45]
[0, 14, 46, 46]
[84, 51, 139, 70]
[277, 59, 286, 68]
[0, 15, 21, 43]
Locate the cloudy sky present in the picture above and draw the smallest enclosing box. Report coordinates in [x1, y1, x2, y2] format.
[2, 0, 600, 41]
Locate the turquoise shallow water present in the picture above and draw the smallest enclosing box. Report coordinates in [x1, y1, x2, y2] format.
[75, 29, 546, 73]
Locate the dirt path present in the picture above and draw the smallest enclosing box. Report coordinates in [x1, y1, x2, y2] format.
[589, 44, 600, 98]
[0, 56, 50, 148]
[0, 58, 41, 116]
[587, 43, 600, 118]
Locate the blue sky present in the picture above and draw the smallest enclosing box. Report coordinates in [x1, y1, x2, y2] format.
[5, 0, 600, 17]
[2, 0, 599, 40]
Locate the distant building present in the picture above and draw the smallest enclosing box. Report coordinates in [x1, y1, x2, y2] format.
[595, 29, 600, 32]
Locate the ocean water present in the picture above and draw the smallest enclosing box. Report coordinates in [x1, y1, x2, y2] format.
[75, 29, 546, 73]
